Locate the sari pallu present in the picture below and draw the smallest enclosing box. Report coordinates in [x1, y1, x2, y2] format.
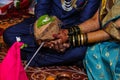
[84, 0, 120, 80]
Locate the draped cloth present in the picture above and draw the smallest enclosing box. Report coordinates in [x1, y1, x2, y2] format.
[0, 42, 28, 80]
[84, 0, 120, 80]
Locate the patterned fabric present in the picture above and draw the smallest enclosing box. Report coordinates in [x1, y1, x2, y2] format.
[0, 46, 88, 80]
[26, 66, 88, 80]
[84, 42, 120, 80]
[84, 0, 120, 80]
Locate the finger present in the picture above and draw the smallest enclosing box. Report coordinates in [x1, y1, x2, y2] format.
[44, 42, 53, 47]
[58, 43, 70, 52]
[58, 43, 64, 49]
[59, 47, 66, 52]
[63, 43, 70, 48]
[47, 40, 59, 49]
[54, 43, 59, 50]
[56, 39, 64, 49]
[51, 39, 61, 49]
[43, 42, 50, 47]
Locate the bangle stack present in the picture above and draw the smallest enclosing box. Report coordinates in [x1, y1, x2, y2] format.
[68, 26, 88, 47]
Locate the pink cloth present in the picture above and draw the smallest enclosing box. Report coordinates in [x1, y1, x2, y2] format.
[0, 42, 28, 80]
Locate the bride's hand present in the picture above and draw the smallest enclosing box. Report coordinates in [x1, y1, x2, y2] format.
[53, 29, 69, 43]
[44, 29, 70, 52]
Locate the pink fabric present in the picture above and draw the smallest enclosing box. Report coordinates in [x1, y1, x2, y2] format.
[0, 42, 28, 80]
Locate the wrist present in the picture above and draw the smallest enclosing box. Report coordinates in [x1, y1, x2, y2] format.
[67, 26, 88, 47]
[68, 25, 80, 36]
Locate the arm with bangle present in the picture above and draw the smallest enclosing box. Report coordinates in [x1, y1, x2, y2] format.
[67, 25, 110, 47]
[62, 10, 110, 46]
[67, 18, 120, 47]
[46, 10, 120, 52]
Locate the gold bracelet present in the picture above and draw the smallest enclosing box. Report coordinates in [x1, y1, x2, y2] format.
[81, 34, 84, 45]
[78, 34, 81, 46]
[73, 27, 77, 35]
[79, 27, 82, 33]
[85, 33, 88, 45]
[83, 33, 86, 45]
[82, 34, 85, 45]
[72, 35, 75, 47]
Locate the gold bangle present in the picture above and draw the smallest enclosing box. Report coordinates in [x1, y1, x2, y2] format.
[83, 33, 86, 45]
[72, 35, 75, 47]
[78, 34, 80, 46]
[73, 27, 77, 35]
[82, 34, 84, 45]
[83, 33, 88, 45]
[71, 27, 75, 35]
[81, 34, 84, 45]
[79, 27, 82, 33]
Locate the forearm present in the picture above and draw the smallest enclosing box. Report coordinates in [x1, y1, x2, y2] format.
[78, 10, 100, 33]
[87, 30, 110, 43]
[66, 29, 110, 46]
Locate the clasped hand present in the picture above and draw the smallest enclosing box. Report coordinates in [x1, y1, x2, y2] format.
[43, 18, 120, 52]
[44, 29, 70, 52]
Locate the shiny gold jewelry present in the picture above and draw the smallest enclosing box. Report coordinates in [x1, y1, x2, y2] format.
[73, 26, 80, 34]
[83, 33, 86, 45]
[71, 27, 75, 35]
[73, 27, 77, 35]
[81, 34, 84, 45]
[78, 34, 81, 46]
[79, 27, 82, 33]
[72, 35, 75, 47]
[74, 34, 78, 46]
